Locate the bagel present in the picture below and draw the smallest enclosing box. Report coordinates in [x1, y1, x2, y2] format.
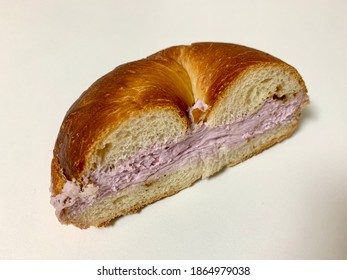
[50, 42, 309, 228]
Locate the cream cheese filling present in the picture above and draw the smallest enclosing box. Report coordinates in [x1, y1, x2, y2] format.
[51, 93, 306, 219]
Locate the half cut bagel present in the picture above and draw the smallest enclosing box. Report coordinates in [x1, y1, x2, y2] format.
[50, 42, 309, 228]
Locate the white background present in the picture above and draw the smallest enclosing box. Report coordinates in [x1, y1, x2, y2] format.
[1, 0, 346, 259]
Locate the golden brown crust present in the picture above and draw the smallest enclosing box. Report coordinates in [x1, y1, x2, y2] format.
[51, 156, 66, 194]
[150, 42, 306, 124]
[151, 42, 304, 106]
[51, 42, 307, 196]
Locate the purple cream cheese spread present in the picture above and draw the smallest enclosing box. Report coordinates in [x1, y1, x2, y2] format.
[51, 93, 306, 218]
